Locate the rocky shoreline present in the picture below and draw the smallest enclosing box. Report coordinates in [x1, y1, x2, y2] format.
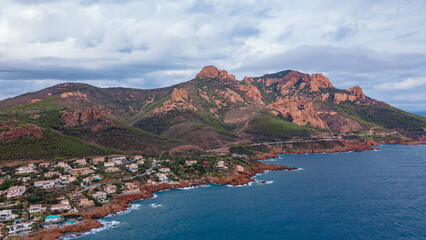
[23, 163, 294, 240]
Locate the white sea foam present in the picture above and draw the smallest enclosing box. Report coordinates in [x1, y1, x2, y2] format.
[151, 203, 162, 208]
[180, 186, 197, 190]
[61, 220, 120, 239]
[152, 194, 158, 198]
[294, 168, 304, 171]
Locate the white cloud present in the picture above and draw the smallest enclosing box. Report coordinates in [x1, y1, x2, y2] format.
[0, 0, 425, 110]
[375, 78, 426, 90]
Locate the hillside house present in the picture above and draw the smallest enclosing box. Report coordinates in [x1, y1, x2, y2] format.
[34, 180, 56, 189]
[7, 186, 26, 198]
[0, 210, 14, 221]
[185, 160, 198, 166]
[29, 204, 44, 214]
[79, 198, 95, 208]
[92, 191, 107, 202]
[159, 168, 170, 173]
[104, 184, 117, 194]
[75, 159, 87, 165]
[15, 164, 36, 174]
[51, 199, 71, 212]
[105, 167, 120, 173]
[92, 157, 105, 164]
[104, 162, 115, 167]
[127, 164, 138, 172]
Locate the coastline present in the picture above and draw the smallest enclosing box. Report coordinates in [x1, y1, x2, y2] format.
[23, 163, 295, 240]
[22, 141, 424, 240]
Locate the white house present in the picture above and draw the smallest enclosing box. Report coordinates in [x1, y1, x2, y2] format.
[0, 210, 14, 221]
[34, 180, 56, 189]
[6, 186, 26, 198]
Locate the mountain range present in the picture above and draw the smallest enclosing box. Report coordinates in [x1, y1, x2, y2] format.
[0, 66, 425, 160]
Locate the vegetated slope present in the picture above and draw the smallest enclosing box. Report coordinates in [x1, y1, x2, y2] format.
[0, 65, 425, 160]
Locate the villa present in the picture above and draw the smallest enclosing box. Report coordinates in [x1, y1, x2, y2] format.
[185, 160, 198, 166]
[104, 184, 117, 194]
[45, 171, 61, 178]
[124, 182, 139, 192]
[127, 164, 138, 172]
[7, 222, 33, 235]
[236, 165, 245, 172]
[44, 215, 63, 224]
[15, 164, 36, 174]
[105, 167, 120, 173]
[71, 167, 94, 176]
[75, 159, 87, 165]
[216, 160, 227, 169]
[92, 157, 105, 164]
[34, 180, 56, 189]
[29, 204, 44, 214]
[104, 162, 115, 167]
[134, 155, 144, 160]
[79, 198, 95, 208]
[92, 191, 107, 202]
[159, 168, 170, 173]
[0, 210, 14, 221]
[51, 199, 71, 212]
[6, 186, 26, 198]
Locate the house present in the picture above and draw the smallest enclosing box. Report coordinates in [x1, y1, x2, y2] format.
[7, 222, 33, 235]
[34, 180, 56, 189]
[44, 215, 63, 224]
[127, 164, 138, 172]
[104, 184, 117, 194]
[71, 167, 94, 176]
[83, 174, 102, 183]
[57, 162, 72, 172]
[51, 199, 71, 212]
[236, 165, 245, 172]
[56, 175, 77, 184]
[111, 157, 126, 165]
[7, 186, 26, 198]
[157, 173, 168, 182]
[0, 179, 4, 185]
[124, 182, 139, 192]
[216, 160, 227, 169]
[79, 198, 95, 208]
[134, 155, 144, 160]
[45, 171, 61, 178]
[92, 157, 105, 164]
[75, 159, 87, 165]
[39, 162, 50, 168]
[159, 168, 170, 173]
[0, 210, 14, 221]
[136, 160, 145, 165]
[92, 191, 107, 202]
[18, 176, 31, 183]
[15, 164, 36, 174]
[105, 167, 120, 173]
[104, 162, 115, 167]
[29, 204, 44, 214]
[185, 160, 198, 166]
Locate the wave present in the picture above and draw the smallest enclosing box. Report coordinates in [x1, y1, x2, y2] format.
[61, 220, 120, 239]
[105, 204, 140, 218]
[151, 203, 162, 208]
[227, 181, 254, 188]
[152, 194, 158, 198]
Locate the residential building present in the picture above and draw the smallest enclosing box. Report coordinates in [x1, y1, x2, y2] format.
[56, 175, 77, 184]
[127, 164, 138, 172]
[92, 191, 107, 202]
[75, 159, 87, 165]
[51, 199, 71, 212]
[134, 155, 144, 160]
[83, 174, 102, 183]
[105, 167, 119, 173]
[39, 162, 50, 168]
[159, 168, 170, 173]
[79, 198, 95, 208]
[236, 165, 245, 172]
[124, 182, 139, 192]
[7, 222, 33, 235]
[137, 160, 145, 165]
[44, 171, 61, 178]
[92, 157, 105, 164]
[0, 210, 14, 221]
[185, 160, 198, 166]
[104, 184, 117, 194]
[7, 186, 26, 198]
[57, 162, 72, 172]
[157, 173, 168, 182]
[216, 160, 227, 169]
[44, 215, 63, 224]
[104, 162, 115, 167]
[15, 164, 36, 174]
[34, 180, 56, 189]
[18, 176, 31, 183]
[71, 167, 94, 176]
[29, 204, 44, 214]
[112, 157, 127, 164]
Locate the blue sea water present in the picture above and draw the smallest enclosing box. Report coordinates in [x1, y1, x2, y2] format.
[78, 145, 426, 240]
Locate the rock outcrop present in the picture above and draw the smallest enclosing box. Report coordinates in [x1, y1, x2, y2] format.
[266, 97, 328, 128]
[0, 124, 43, 141]
[196, 65, 236, 81]
[238, 84, 264, 105]
[61, 107, 115, 131]
[309, 73, 334, 91]
[153, 88, 197, 114]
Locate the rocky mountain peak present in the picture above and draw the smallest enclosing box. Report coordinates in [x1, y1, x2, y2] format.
[309, 73, 334, 91]
[195, 65, 236, 81]
[347, 86, 365, 99]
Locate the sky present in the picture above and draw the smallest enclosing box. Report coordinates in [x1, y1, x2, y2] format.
[0, 0, 425, 111]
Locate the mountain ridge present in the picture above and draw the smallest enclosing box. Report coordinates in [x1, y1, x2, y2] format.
[0, 65, 425, 160]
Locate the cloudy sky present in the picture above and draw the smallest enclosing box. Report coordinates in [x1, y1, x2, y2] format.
[0, 0, 425, 111]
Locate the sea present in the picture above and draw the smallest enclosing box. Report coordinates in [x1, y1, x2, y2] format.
[76, 144, 426, 240]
